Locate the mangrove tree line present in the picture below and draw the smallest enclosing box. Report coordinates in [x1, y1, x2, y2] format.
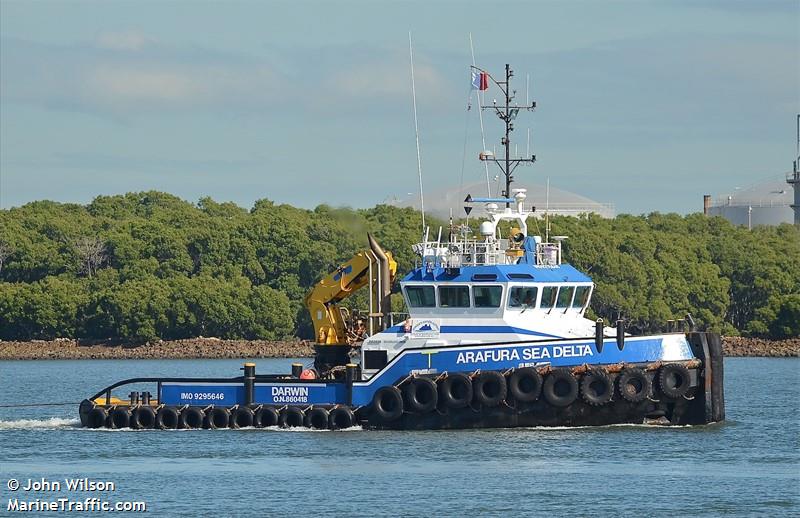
[0, 191, 797, 342]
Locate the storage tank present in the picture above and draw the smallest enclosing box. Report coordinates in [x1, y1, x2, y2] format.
[396, 181, 615, 220]
[707, 176, 794, 228]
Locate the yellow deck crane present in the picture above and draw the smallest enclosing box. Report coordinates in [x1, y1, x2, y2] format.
[304, 234, 397, 374]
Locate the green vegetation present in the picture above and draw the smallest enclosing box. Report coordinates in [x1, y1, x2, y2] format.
[1, 192, 798, 341]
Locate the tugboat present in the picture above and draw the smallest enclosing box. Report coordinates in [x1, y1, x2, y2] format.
[79, 64, 725, 430]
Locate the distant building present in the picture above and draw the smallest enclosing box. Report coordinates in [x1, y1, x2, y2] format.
[394, 181, 615, 220]
[705, 175, 794, 228]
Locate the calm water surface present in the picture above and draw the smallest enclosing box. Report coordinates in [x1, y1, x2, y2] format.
[1, 357, 798, 517]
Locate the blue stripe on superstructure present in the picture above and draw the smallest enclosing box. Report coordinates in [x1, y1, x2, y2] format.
[383, 325, 558, 338]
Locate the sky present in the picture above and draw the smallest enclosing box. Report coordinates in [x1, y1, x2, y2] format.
[1, 0, 798, 215]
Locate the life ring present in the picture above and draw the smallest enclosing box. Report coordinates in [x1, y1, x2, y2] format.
[474, 371, 507, 407]
[580, 368, 614, 406]
[508, 367, 543, 403]
[86, 406, 108, 429]
[156, 406, 180, 429]
[372, 386, 404, 421]
[205, 407, 230, 429]
[108, 407, 131, 429]
[131, 406, 156, 429]
[329, 407, 356, 430]
[304, 407, 330, 429]
[180, 407, 205, 429]
[254, 407, 279, 428]
[617, 368, 651, 403]
[543, 368, 578, 407]
[230, 407, 254, 429]
[403, 377, 438, 413]
[658, 364, 691, 398]
[279, 406, 305, 428]
[438, 373, 473, 409]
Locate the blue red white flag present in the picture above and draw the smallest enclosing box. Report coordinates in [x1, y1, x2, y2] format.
[471, 70, 489, 91]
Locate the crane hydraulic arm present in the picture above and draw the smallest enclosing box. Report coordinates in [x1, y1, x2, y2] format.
[304, 234, 397, 347]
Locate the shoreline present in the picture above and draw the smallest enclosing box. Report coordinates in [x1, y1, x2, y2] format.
[0, 336, 797, 360]
[0, 338, 315, 361]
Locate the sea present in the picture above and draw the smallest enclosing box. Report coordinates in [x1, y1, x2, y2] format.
[1, 357, 798, 517]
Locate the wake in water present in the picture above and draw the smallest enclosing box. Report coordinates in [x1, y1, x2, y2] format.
[0, 417, 81, 430]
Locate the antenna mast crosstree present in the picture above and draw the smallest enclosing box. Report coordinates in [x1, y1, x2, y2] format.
[472, 63, 537, 205]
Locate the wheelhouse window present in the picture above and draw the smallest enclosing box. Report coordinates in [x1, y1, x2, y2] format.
[573, 286, 591, 309]
[406, 285, 436, 308]
[556, 286, 575, 309]
[508, 286, 538, 309]
[540, 286, 558, 309]
[439, 286, 470, 308]
[474, 285, 503, 308]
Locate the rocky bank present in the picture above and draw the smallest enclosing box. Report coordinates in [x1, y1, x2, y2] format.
[0, 338, 315, 360]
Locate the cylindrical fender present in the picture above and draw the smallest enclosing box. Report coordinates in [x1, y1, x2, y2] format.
[372, 386, 404, 421]
[304, 407, 330, 429]
[254, 407, 279, 428]
[580, 369, 614, 406]
[86, 406, 108, 429]
[108, 407, 131, 429]
[205, 407, 230, 429]
[230, 406, 254, 429]
[438, 373, 473, 409]
[617, 368, 651, 403]
[278, 406, 305, 428]
[131, 406, 156, 429]
[508, 367, 543, 403]
[543, 368, 579, 407]
[329, 407, 356, 430]
[403, 377, 438, 413]
[473, 371, 507, 407]
[155, 406, 180, 429]
[658, 363, 691, 398]
[180, 407, 205, 429]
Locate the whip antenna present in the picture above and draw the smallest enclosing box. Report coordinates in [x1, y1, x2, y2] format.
[409, 32, 426, 233]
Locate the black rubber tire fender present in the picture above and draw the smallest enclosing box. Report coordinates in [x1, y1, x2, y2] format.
[439, 373, 473, 409]
[617, 368, 651, 403]
[508, 367, 543, 403]
[278, 406, 305, 428]
[205, 407, 230, 429]
[254, 407, 279, 428]
[543, 368, 579, 407]
[403, 377, 438, 413]
[474, 371, 507, 407]
[372, 386, 404, 421]
[329, 407, 356, 430]
[108, 407, 131, 429]
[580, 369, 614, 406]
[155, 406, 180, 430]
[659, 363, 692, 398]
[229, 406, 254, 429]
[304, 407, 330, 429]
[131, 406, 156, 429]
[180, 407, 205, 429]
[86, 406, 108, 429]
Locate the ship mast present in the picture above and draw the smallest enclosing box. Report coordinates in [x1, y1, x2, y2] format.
[472, 64, 537, 206]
